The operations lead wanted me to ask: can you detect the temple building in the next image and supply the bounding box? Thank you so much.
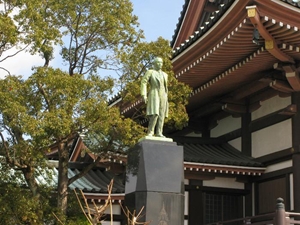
[49,1,300,224]
[169,0,300,224]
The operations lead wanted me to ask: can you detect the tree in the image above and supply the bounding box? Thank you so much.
[0,0,61,73]
[0,0,191,223]
[1,0,143,222]
[0,69,145,223]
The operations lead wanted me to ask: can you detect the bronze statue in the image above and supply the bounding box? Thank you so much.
[141,57,168,137]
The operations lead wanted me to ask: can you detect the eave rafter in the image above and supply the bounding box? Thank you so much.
[190,46,266,97]
[184,162,265,176]
[246,5,294,63]
[274,61,300,91]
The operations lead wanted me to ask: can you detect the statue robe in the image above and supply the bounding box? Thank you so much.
[141,69,169,117]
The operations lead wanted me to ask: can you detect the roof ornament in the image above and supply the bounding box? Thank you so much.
[252,28,260,45]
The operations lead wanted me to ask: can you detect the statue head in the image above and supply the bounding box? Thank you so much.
[153,57,163,70]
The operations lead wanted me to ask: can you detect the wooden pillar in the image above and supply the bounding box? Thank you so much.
[202,127,210,138]
[241,110,252,157]
[242,102,252,216]
[292,92,300,214]
[244,183,253,217]
[188,186,203,225]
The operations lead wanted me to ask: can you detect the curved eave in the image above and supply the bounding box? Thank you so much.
[172,0,207,48]
[184,162,265,176]
[256,0,300,27]
[171,0,236,48]
[172,0,250,69]
[171,0,300,111]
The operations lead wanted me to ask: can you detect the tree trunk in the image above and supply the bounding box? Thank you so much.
[23,166,40,197]
[57,142,69,218]
[22,166,44,223]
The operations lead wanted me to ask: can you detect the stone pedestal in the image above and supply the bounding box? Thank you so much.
[125,139,184,225]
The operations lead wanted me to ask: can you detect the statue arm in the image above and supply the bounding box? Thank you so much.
[141,70,151,102]
[164,72,168,93]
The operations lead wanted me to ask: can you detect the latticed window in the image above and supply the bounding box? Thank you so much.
[204,193,242,225]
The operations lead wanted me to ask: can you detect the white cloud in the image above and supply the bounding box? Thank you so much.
[0,49,45,78]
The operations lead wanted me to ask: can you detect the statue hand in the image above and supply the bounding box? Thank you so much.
[143,95,147,103]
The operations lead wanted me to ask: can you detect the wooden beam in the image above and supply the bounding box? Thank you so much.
[185,171,216,181]
[246,5,294,63]
[187,119,209,133]
[172,136,223,145]
[250,109,292,133]
[278,104,297,116]
[274,63,300,91]
[249,101,262,113]
[250,88,279,104]
[286,71,300,91]
[190,102,223,118]
[222,103,247,114]
[232,78,272,100]
[270,80,294,93]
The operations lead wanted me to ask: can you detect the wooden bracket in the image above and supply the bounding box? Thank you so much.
[273,63,300,91]
[246,5,294,63]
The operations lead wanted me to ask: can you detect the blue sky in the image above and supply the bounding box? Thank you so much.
[131,0,184,42]
[0,1,185,78]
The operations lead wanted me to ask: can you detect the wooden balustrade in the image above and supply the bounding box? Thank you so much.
[206,198,300,225]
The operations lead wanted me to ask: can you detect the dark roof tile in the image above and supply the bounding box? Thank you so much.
[180,142,263,167]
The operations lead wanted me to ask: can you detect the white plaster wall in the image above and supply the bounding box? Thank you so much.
[184,191,189,215]
[264,160,292,173]
[228,137,241,151]
[290,173,294,211]
[102,222,120,225]
[88,205,121,225]
[211,116,241,137]
[203,177,244,189]
[252,119,292,158]
[186,132,202,137]
[103,204,121,215]
[252,95,291,120]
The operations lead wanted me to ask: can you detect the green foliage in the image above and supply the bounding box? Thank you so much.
[0,67,144,156]
[0,66,144,222]
[56,0,143,75]
[116,37,192,130]
[0,183,52,225]
[0,0,190,223]
[65,191,92,225]
[0,0,61,67]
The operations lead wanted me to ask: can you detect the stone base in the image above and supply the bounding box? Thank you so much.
[125,191,184,225]
[125,139,184,225]
[138,135,173,142]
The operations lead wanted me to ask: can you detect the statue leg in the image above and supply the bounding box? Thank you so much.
[156,115,165,137]
[147,115,158,136]
[156,93,167,137]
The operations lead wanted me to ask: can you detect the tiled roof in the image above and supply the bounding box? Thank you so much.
[37,162,125,195]
[182,142,262,167]
[171,0,234,51]
[170,138,265,175]
[67,169,124,193]
[281,0,300,7]
[171,0,300,57]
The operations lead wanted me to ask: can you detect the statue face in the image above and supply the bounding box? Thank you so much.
[153,58,163,70]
